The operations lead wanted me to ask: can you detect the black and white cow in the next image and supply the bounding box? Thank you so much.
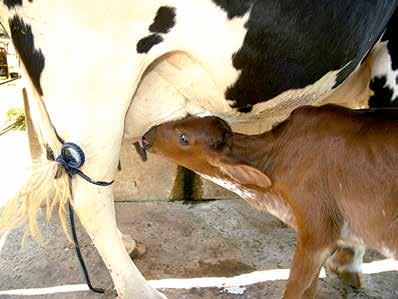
[0,1,397,298]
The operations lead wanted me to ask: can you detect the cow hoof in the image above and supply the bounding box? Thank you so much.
[103,288,118,299]
[129,240,147,259]
[121,234,147,259]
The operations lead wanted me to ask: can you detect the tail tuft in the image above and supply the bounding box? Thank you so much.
[0,159,72,240]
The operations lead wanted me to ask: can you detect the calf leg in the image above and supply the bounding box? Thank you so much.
[302,267,322,299]
[283,237,329,299]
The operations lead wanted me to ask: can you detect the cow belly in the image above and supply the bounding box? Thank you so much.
[124,52,344,140]
[125,43,374,141]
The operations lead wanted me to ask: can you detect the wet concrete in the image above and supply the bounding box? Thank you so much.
[0,200,398,298]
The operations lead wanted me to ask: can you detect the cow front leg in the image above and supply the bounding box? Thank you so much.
[72,178,165,299]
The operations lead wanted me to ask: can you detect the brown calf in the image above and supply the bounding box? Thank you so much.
[142,104,398,299]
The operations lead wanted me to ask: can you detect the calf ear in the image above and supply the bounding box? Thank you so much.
[219,164,272,190]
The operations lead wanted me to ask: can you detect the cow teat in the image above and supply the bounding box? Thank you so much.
[142,126,157,150]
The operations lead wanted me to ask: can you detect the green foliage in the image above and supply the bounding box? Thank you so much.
[6,107,26,130]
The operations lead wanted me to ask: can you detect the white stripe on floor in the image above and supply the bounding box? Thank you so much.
[149,268,326,289]
[0,284,89,296]
[0,259,397,295]
[362,258,398,274]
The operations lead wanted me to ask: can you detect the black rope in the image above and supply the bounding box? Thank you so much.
[68,201,104,294]
[55,142,113,294]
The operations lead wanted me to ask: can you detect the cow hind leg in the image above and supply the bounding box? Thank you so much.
[70,142,165,299]
[73,182,163,298]
[56,97,164,297]
[327,15,398,287]
[38,94,164,297]
[368,12,398,108]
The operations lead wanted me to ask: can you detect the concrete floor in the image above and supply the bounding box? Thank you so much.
[1,200,397,299]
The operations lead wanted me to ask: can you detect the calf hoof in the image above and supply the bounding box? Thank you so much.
[327,259,364,289]
[337,270,364,289]
[327,246,365,289]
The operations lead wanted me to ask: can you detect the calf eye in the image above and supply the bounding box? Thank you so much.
[179,133,189,146]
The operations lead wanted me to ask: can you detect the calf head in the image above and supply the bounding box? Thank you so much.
[142,116,271,191]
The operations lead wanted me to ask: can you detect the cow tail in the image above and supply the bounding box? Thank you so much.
[0,73,72,241]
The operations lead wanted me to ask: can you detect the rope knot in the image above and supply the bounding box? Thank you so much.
[56,143,85,176]
[55,142,113,186]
